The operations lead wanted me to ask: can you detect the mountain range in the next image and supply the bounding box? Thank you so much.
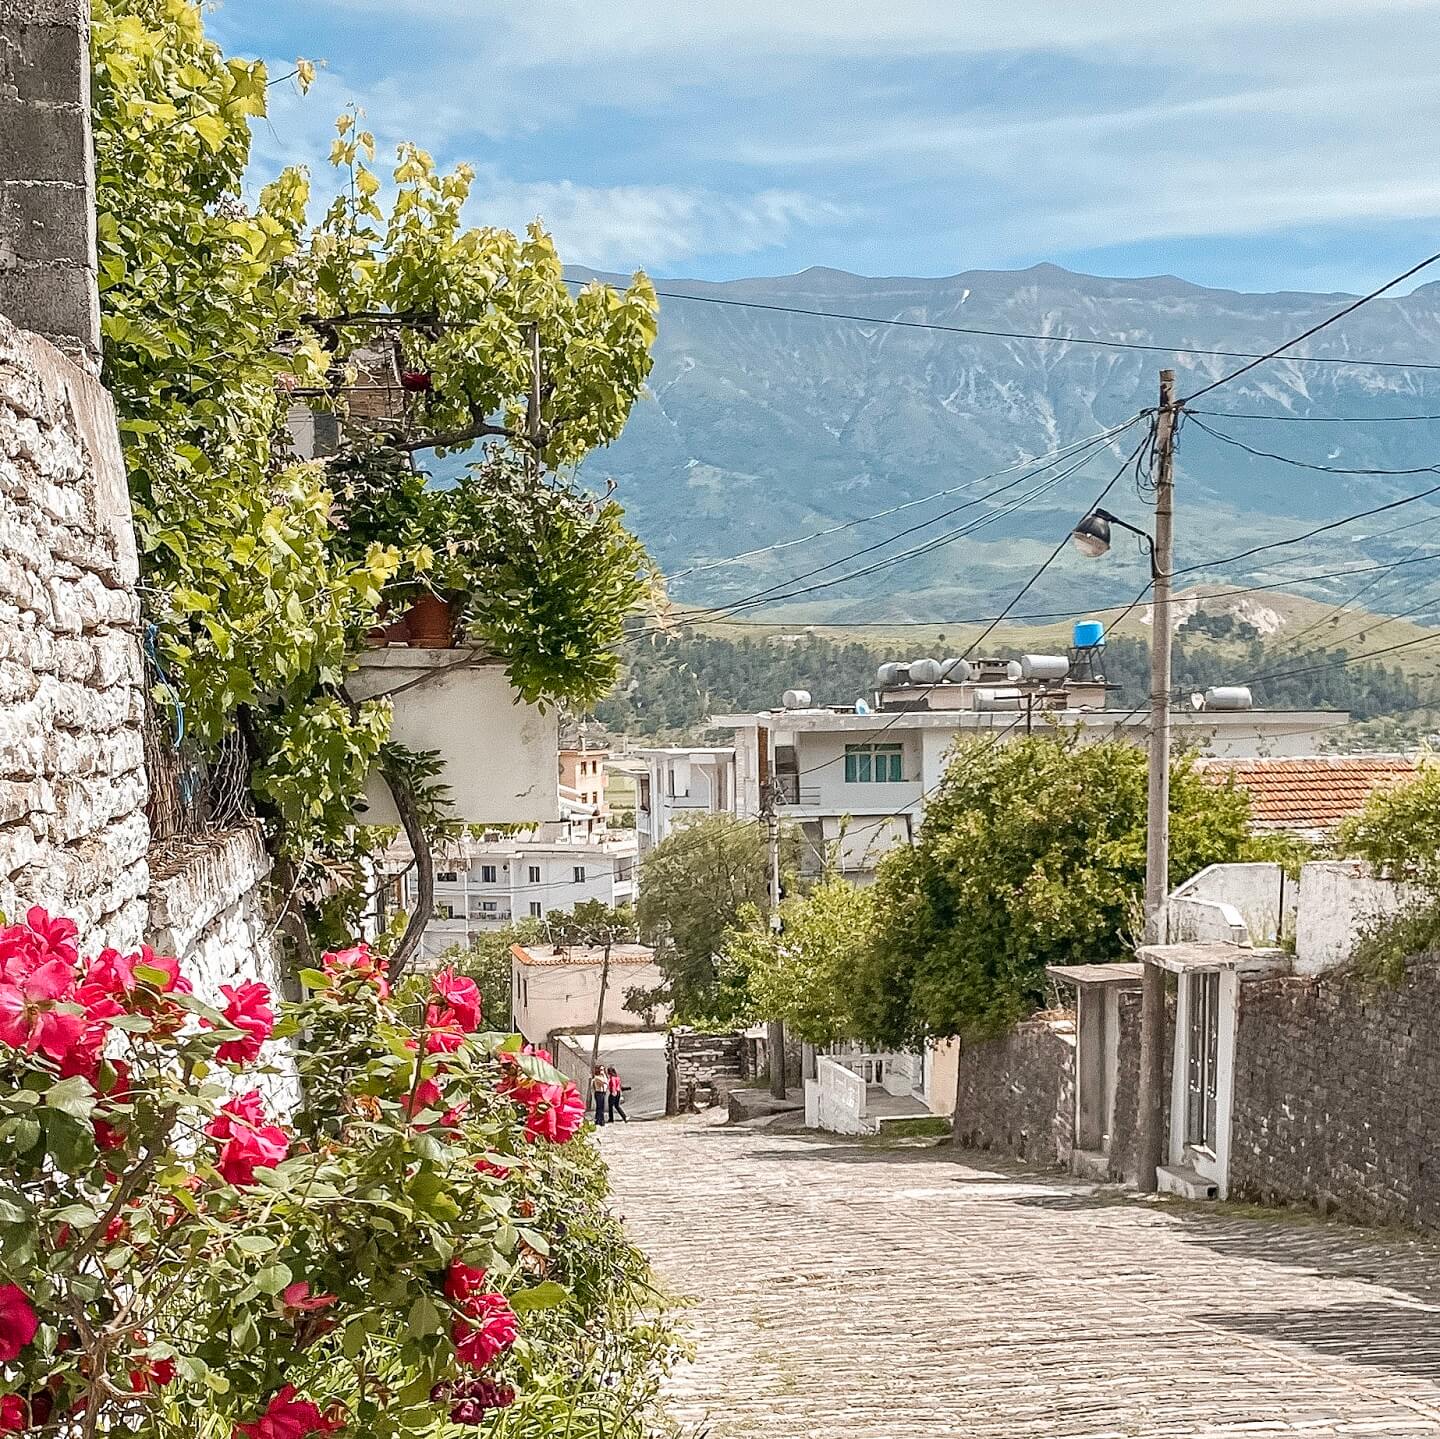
[569,263,1440,628]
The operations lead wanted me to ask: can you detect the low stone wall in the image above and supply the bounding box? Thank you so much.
[0,317,147,947]
[952,1017,1076,1168]
[667,1031,744,1111]
[1229,958,1440,1229]
[1108,988,1175,1185]
[147,826,297,1111]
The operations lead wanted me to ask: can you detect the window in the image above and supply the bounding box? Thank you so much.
[481,901,497,914]
[435,902,455,920]
[843,743,903,783]
[528,901,542,918]
[436,870,459,883]
[480,864,498,884]
[573,865,586,883]
[522,977,529,1007]
[527,865,541,884]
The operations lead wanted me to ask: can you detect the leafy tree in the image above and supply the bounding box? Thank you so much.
[634,815,800,1025]
[90,0,658,948]
[1338,765,1440,887]
[725,876,876,1045]
[851,734,1252,1048]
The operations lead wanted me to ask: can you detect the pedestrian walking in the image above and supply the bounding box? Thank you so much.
[590,1066,608,1126]
[607,1065,629,1123]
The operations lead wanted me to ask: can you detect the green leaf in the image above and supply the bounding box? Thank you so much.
[406,1291,442,1339]
[509,1280,568,1313]
[232,1234,275,1256]
[43,1076,96,1121]
[254,1262,293,1296]
[297,968,331,990]
[52,1202,100,1227]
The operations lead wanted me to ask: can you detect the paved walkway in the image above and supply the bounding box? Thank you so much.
[603,1113,1440,1437]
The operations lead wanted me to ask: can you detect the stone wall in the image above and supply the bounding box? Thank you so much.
[0,0,99,361]
[0,316,147,947]
[1108,987,1176,1185]
[952,1017,1076,1168]
[1229,958,1440,1229]
[147,825,298,1111]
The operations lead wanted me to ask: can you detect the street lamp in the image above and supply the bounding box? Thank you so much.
[1069,372,1179,1195]
[1070,507,1159,578]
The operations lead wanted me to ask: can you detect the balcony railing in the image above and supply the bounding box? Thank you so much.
[774,775,821,806]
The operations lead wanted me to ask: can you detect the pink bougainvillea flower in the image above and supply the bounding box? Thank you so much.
[132,948,190,996]
[320,944,389,1000]
[209,980,274,1064]
[234,1386,344,1439]
[430,969,481,1031]
[0,1394,25,1433]
[451,1291,519,1371]
[0,948,86,1065]
[79,947,137,1003]
[280,1282,337,1316]
[509,1079,586,1144]
[205,1091,289,1187]
[128,1357,176,1393]
[473,1157,511,1180]
[444,1260,490,1305]
[0,1286,37,1364]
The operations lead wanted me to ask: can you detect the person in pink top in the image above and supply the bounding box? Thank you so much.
[606,1065,629,1123]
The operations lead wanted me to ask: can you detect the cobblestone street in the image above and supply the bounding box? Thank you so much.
[603,1113,1440,1438]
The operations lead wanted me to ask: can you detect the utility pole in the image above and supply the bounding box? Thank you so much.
[1137,368,1178,1193]
[761,782,787,1100]
[589,929,613,1073]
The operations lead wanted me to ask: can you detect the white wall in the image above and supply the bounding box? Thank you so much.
[349,655,559,826]
[1171,863,1292,947]
[810,1057,873,1135]
[1293,861,1422,977]
[512,956,667,1045]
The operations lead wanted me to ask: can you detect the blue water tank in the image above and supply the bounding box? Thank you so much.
[1073,619,1105,648]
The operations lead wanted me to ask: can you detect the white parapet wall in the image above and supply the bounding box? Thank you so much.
[1293,860,1422,977]
[811,1056,874,1136]
[1169,863,1291,947]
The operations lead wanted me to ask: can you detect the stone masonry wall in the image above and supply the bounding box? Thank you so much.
[147,825,298,1111]
[1108,986,1175,1185]
[952,1017,1076,1168]
[0,316,147,947]
[1229,958,1440,1230]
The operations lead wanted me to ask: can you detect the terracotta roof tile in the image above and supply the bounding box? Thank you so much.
[1197,755,1419,832]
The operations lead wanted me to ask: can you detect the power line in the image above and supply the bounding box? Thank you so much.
[1178,247,1440,403]
[664,419,1142,581]
[1191,408,1440,425]
[552,278,1440,376]
[1187,416,1440,477]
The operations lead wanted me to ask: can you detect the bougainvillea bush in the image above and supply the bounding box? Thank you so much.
[0,909,679,1437]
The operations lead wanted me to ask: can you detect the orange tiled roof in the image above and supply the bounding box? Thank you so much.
[1198,755,1419,832]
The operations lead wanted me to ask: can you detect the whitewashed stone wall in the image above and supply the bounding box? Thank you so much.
[0,316,147,947]
[148,825,298,1111]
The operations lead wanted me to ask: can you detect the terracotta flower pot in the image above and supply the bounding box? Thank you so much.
[404,594,454,648]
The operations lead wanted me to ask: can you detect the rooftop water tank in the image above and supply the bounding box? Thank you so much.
[782,688,812,710]
[909,657,943,685]
[1005,654,1070,682]
[973,687,1025,711]
[1203,685,1253,711]
[940,656,971,683]
[1073,620,1105,648]
[876,662,906,688]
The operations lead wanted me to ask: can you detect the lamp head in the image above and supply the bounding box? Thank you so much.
[1070,511,1112,559]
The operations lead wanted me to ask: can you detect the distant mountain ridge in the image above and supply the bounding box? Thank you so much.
[570,263,1440,625]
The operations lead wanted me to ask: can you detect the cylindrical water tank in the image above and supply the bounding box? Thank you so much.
[1017,654,1070,682]
[1073,620,1105,648]
[939,656,971,683]
[1204,685,1253,711]
[909,657,943,685]
[781,688,812,710]
[973,687,1025,711]
[876,663,904,688]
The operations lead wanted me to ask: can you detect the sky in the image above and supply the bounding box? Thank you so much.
[211,1,1440,296]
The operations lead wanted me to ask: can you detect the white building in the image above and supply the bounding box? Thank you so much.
[635,746,736,853]
[395,820,637,962]
[510,941,667,1047]
[715,652,1348,883]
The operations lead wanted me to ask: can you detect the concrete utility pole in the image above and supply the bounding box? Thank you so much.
[762,783,787,1099]
[1136,368,1178,1193]
[589,931,613,1073]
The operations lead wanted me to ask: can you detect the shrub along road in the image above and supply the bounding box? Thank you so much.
[604,1113,1440,1437]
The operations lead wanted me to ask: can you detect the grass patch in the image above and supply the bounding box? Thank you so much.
[863,1116,953,1143]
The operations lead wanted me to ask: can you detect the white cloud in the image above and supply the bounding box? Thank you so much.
[466,179,846,270]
